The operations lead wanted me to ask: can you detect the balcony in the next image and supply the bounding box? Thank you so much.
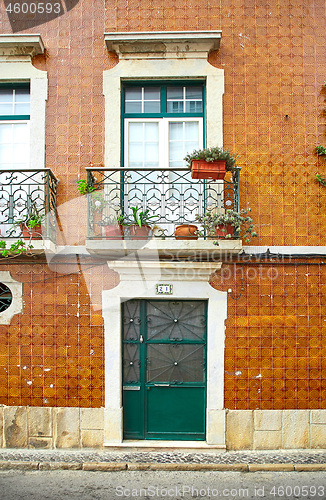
[85,167,242,260]
[0,169,58,250]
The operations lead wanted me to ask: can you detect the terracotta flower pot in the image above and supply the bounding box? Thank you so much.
[191,160,227,180]
[105,224,124,240]
[129,224,151,240]
[215,223,235,239]
[174,224,198,240]
[21,224,42,240]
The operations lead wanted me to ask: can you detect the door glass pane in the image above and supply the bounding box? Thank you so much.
[147,344,205,383]
[123,300,141,341]
[128,122,159,168]
[123,343,140,383]
[147,301,206,341]
[0,123,29,169]
[168,121,199,168]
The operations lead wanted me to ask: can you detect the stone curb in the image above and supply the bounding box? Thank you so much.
[0,461,326,472]
[249,464,294,472]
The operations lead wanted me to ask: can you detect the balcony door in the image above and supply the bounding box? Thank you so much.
[122,83,204,233]
[122,299,207,440]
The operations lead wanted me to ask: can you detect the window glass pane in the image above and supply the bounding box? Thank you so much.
[185,87,202,99]
[128,122,159,168]
[129,122,144,141]
[144,87,160,100]
[184,121,198,140]
[145,143,159,163]
[186,101,202,113]
[169,122,183,141]
[144,122,159,141]
[15,88,30,101]
[0,123,29,168]
[168,121,199,167]
[13,123,28,142]
[15,103,30,115]
[167,87,183,99]
[0,104,13,115]
[125,102,142,113]
[144,101,160,113]
[169,142,183,166]
[0,144,11,163]
[125,88,142,100]
[0,124,13,142]
[0,90,13,103]
[167,101,184,113]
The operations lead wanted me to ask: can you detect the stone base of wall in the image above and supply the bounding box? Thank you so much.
[0,406,104,449]
[1,406,326,450]
[226,410,326,450]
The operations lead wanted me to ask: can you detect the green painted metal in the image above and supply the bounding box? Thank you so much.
[0,115,30,120]
[122,299,207,441]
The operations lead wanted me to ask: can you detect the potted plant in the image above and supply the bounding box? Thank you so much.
[184,146,237,180]
[104,213,126,240]
[174,224,198,240]
[196,208,257,243]
[126,206,158,240]
[316,145,326,157]
[12,204,45,240]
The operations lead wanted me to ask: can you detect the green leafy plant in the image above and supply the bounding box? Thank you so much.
[196,208,257,243]
[0,239,33,258]
[316,173,326,186]
[316,145,326,156]
[130,206,159,227]
[11,202,45,233]
[116,214,127,225]
[76,179,96,195]
[184,146,237,171]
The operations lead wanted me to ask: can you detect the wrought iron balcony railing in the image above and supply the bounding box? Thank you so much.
[0,169,58,242]
[86,167,240,240]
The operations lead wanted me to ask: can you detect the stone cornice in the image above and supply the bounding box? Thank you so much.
[0,34,45,59]
[104,31,222,60]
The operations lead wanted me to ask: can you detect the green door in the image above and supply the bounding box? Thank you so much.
[122,299,207,440]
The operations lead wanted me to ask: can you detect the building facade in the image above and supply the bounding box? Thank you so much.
[0,1,326,450]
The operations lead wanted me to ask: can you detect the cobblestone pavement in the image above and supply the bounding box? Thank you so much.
[0,449,325,465]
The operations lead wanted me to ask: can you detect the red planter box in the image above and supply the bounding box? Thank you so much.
[215,223,235,239]
[21,224,42,240]
[191,160,227,180]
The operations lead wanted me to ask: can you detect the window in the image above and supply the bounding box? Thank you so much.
[0,84,30,170]
[123,82,204,169]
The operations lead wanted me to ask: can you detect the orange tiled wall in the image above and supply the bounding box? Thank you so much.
[0,260,118,407]
[212,262,326,410]
[1,1,326,409]
[1,0,326,244]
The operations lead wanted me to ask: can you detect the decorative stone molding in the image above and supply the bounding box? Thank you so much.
[0,34,45,60]
[105,31,222,60]
[107,259,221,282]
[0,271,23,325]
[102,267,227,446]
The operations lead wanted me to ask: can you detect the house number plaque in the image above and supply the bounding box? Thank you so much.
[155,284,173,295]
